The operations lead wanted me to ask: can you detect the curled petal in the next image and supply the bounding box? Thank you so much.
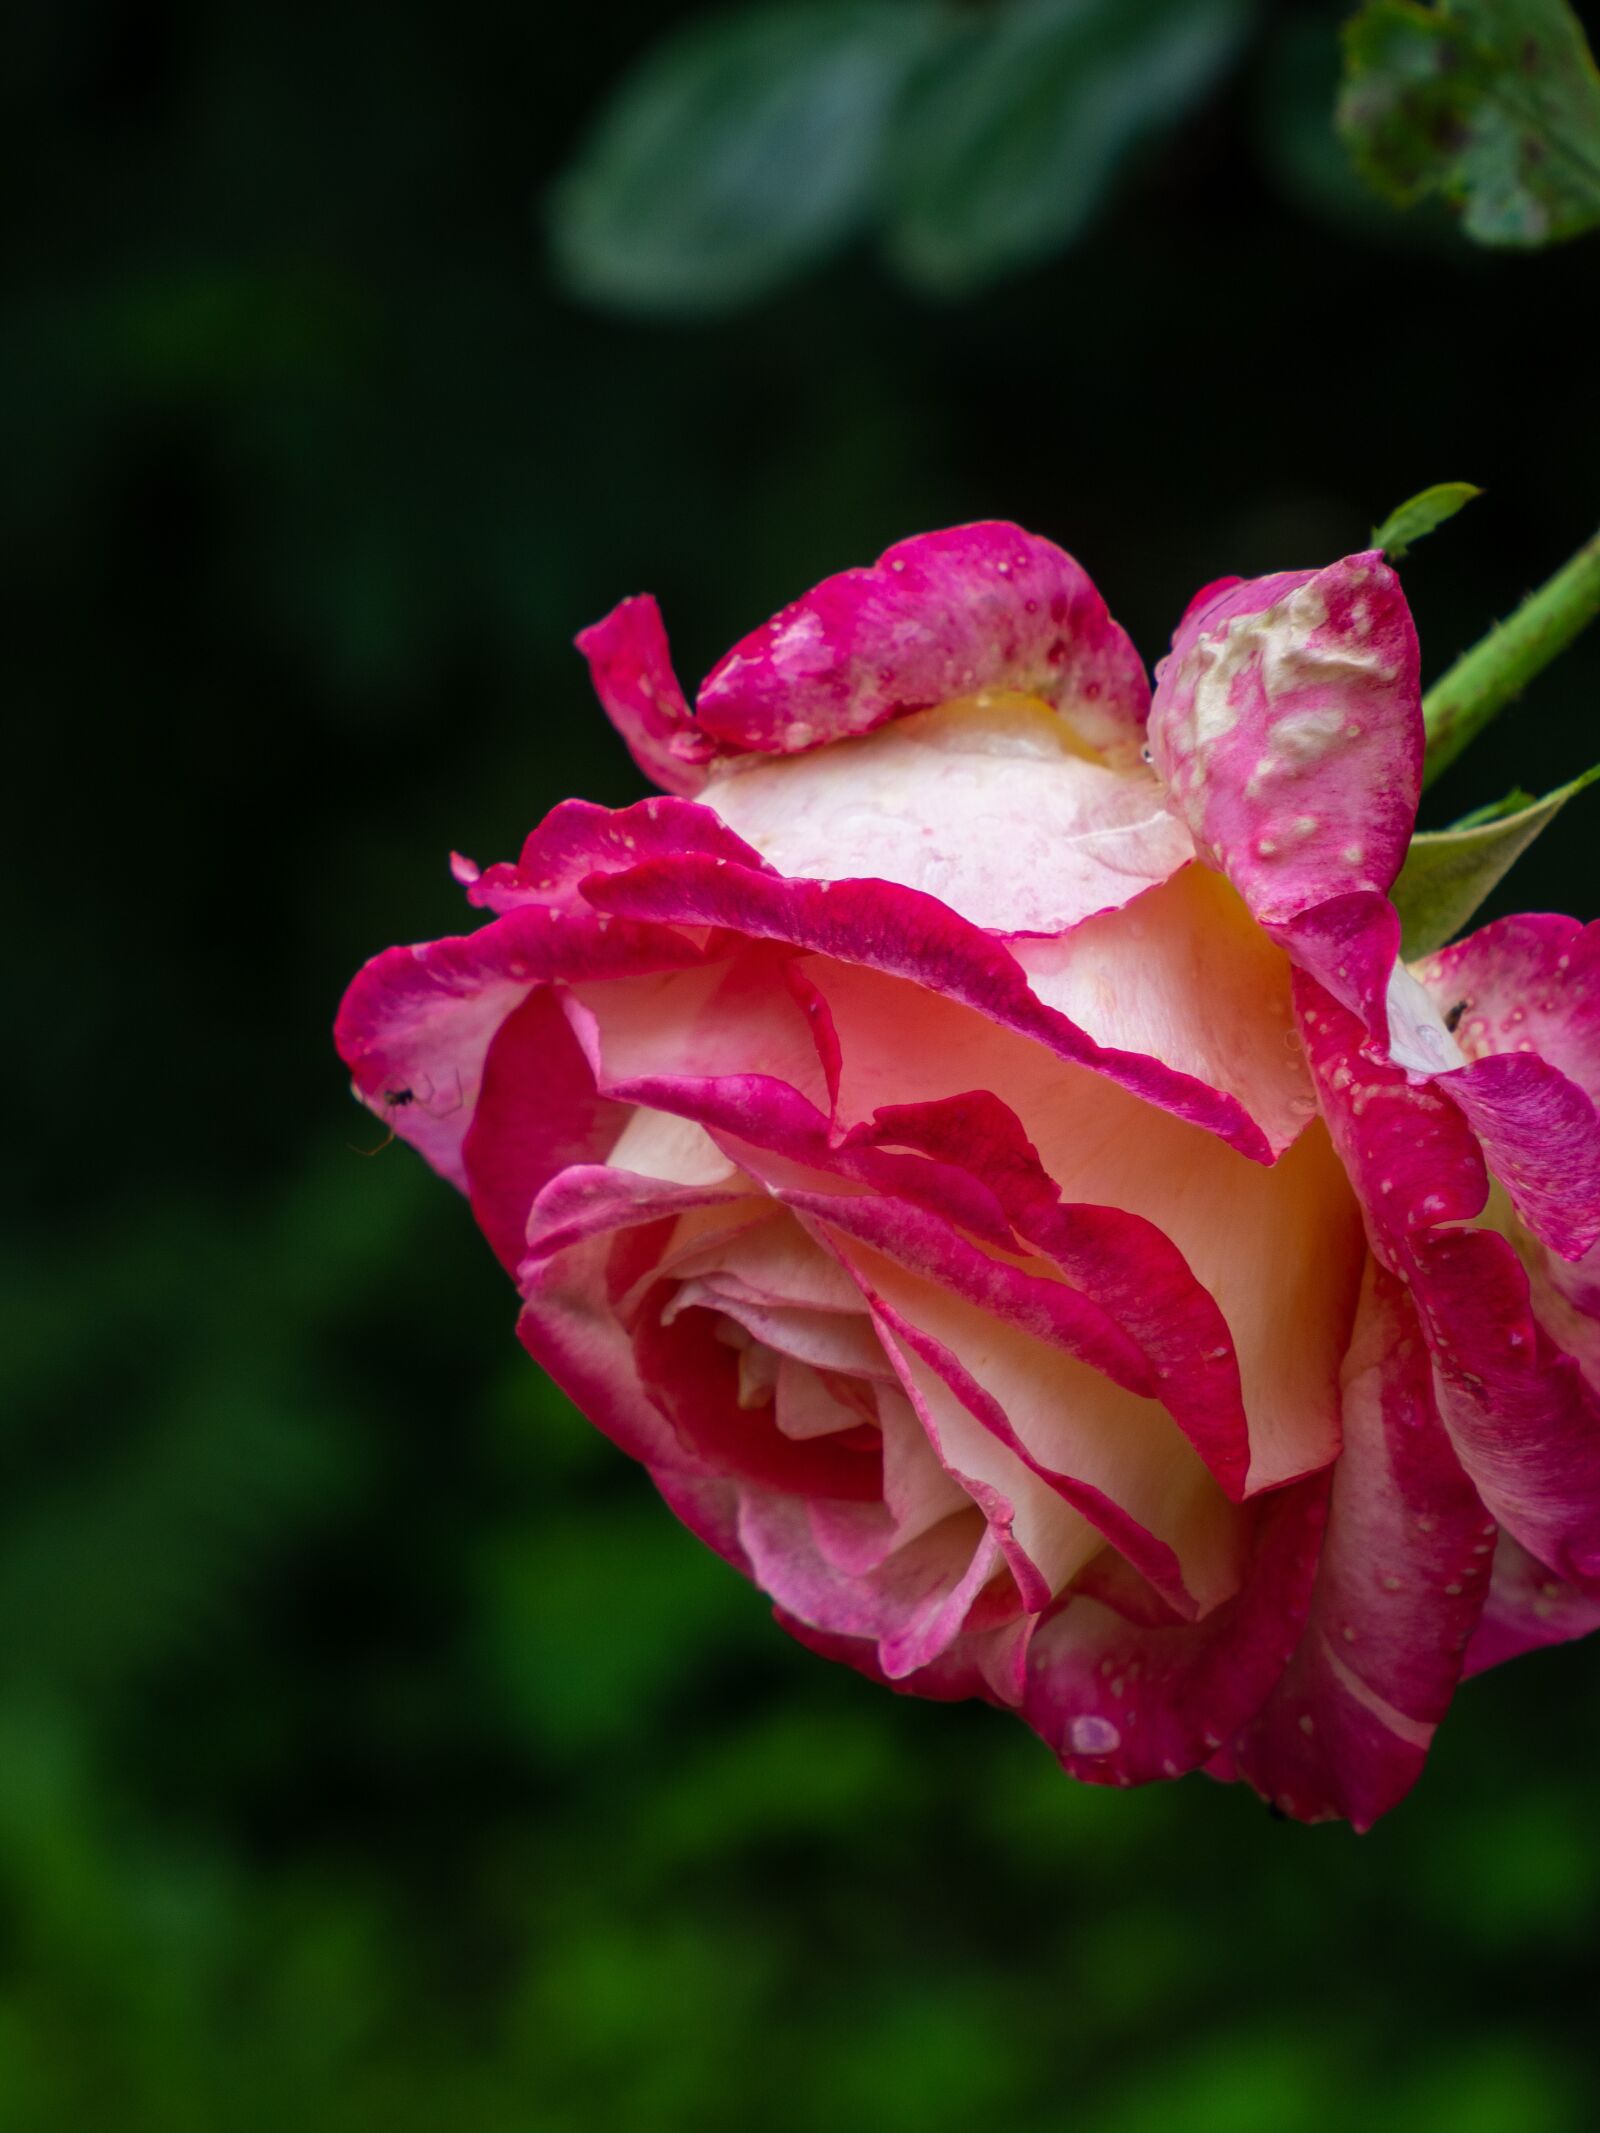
[1011,863,1314,1159]
[1464,1533,1600,1678]
[1411,916,1600,1260]
[1440,1050,1600,1261]
[701,699,1191,934]
[1413,914,1600,1112]
[776,1606,1034,1709]
[1020,1482,1328,1789]
[1149,552,1421,1033]
[582,849,1276,1160]
[576,595,719,795]
[1300,978,1600,1594]
[1226,1265,1493,1829]
[740,1494,1007,1682]
[334,899,703,1188]
[695,521,1152,764]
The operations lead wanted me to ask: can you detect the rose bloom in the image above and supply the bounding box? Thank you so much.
[337,523,1600,1827]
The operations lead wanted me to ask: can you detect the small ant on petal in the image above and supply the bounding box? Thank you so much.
[351,1085,414,1157]
[348,1073,463,1156]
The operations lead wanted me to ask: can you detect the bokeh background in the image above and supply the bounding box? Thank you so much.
[8,1,1600,2126]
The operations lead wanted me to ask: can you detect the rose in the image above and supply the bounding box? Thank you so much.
[336,521,1600,1827]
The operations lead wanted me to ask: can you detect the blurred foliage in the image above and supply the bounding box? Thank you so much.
[9,0,1600,2127]
[1339,0,1600,245]
[1372,478,1483,559]
[884,0,1252,294]
[552,0,1258,308]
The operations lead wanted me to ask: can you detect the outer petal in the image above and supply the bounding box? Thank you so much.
[1298,978,1600,1595]
[582,846,1277,1161]
[1411,916,1600,1261]
[775,1606,1035,1709]
[701,698,1192,934]
[1413,914,1600,1111]
[1464,1533,1600,1677]
[1011,863,1315,1159]
[575,595,720,795]
[1019,1482,1328,1789]
[695,522,1152,765]
[1149,552,1421,1034]
[738,1493,1006,1682]
[462,987,624,1272]
[1225,1265,1493,1829]
[333,899,704,1189]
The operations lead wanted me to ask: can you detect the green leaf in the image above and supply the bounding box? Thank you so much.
[1339,0,1600,248]
[548,2,939,316]
[1393,764,1600,957]
[885,0,1254,295]
[1371,480,1483,559]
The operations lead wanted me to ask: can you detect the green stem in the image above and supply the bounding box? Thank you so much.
[1421,526,1600,790]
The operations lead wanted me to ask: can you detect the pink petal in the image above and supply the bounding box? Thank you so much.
[846,1246,1248,1620]
[1225,1265,1493,1829]
[1411,916,1600,1261]
[630,1277,884,1502]
[565,948,834,1117]
[462,987,625,1273]
[1413,913,1600,1109]
[1149,552,1422,1034]
[805,958,1361,1495]
[700,698,1191,934]
[1463,1533,1600,1677]
[1019,1481,1328,1789]
[739,1491,1006,1681]
[695,521,1152,765]
[1299,978,1600,1594]
[334,899,704,1190]
[848,1089,1255,1498]
[1439,1050,1600,1261]
[1011,862,1315,1159]
[575,596,720,795]
[774,1606,1034,1709]
[582,847,1276,1160]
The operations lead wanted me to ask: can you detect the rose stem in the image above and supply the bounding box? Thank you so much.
[1421,524,1600,791]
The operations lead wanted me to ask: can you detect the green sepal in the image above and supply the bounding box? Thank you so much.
[1393,765,1600,958]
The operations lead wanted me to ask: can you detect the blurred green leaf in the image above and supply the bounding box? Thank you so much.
[548,2,939,315]
[1372,479,1483,558]
[885,0,1254,295]
[1254,17,1463,247]
[1394,763,1600,956]
[1339,0,1600,246]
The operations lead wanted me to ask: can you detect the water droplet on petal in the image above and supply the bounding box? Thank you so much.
[1068,1714,1121,1757]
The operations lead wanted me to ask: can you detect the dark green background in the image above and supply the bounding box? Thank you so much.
[8,2,1600,2126]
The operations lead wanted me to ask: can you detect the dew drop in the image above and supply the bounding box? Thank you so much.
[1068,1714,1121,1757]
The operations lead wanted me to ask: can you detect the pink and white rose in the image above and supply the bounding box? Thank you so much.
[336,522,1600,1827]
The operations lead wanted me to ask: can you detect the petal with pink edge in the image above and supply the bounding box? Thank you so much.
[1299,979,1600,1596]
[775,1606,1034,1709]
[701,696,1191,934]
[1149,552,1421,1034]
[575,595,720,795]
[1226,1265,1493,1829]
[1409,917,1600,1260]
[1413,914,1600,1111]
[1463,1533,1600,1677]
[695,522,1152,764]
[1019,1481,1328,1789]
[335,900,705,1189]
[582,850,1276,1160]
